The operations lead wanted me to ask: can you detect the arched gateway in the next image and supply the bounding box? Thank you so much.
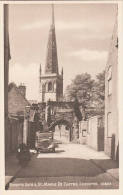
[49,117,73,143]
[49,119,72,143]
[38,101,75,143]
[26,100,82,146]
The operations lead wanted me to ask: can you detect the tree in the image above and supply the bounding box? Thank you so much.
[91,70,105,115]
[95,70,105,101]
[65,73,94,119]
[65,71,105,118]
[65,73,94,102]
[73,97,82,121]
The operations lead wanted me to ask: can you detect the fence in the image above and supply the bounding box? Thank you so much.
[5,116,24,155]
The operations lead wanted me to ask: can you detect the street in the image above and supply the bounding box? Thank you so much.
[8,143,119,190]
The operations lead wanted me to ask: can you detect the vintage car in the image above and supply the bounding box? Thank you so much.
[35,132,56,153]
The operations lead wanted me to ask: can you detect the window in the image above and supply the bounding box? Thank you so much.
[48,82,52,91]
[107,112,112,137]
[82,129,86,137]
[115,37,118,48]
[107,66,112,95]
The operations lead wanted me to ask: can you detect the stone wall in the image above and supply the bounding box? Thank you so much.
[79,121,88,144]
[105,16,118,161]
[86,116,104,151]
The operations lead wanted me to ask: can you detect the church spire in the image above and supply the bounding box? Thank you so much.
[52,4,55,26]
[45,4,59,75]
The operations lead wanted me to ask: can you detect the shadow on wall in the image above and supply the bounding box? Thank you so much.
[111,134,115,160]
[111,134,119,166]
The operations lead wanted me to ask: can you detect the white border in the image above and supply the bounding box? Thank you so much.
[0,0,121,4]
[0,1,123,195]
[0,1,5,191]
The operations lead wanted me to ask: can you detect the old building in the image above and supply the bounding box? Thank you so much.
[105,15,118,162]
[5,83,31,154]
[39,6,63,102]
[4,5,11,119]
[8,83,30,116]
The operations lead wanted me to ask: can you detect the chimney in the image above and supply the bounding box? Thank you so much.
[18,83,26,98]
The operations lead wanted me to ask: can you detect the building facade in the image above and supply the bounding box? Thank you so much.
[39,6,63,102]
[105,15,119,162]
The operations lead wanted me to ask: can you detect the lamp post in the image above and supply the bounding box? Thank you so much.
[23,106,30,145]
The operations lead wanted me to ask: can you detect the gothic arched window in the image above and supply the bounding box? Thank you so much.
[48,82,52,91]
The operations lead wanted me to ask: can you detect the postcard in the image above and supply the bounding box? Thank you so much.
[0,0,123,194]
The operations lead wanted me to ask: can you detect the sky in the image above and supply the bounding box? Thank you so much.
[9,3,117,100]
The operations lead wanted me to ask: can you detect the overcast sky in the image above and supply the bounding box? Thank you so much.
[9,3,117,100]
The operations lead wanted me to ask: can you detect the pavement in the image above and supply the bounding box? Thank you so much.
[5,153,21,188]
[5,143,119,190]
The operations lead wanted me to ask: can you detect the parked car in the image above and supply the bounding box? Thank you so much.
[35,131,56,153]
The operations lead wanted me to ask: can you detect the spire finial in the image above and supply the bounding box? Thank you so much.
[52,4,54,25]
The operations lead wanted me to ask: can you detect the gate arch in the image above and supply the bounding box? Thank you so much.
[27,101,82,143]
[49,119,72,143]
[49,119,72,129]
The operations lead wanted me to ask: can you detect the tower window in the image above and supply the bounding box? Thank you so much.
[48,82,52,91]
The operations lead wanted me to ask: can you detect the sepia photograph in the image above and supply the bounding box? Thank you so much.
[3,1,120,190]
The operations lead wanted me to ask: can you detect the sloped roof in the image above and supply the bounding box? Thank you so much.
[8,82,31,115]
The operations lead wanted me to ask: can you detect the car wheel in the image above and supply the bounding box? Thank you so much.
[52,148,55,153]
[37,149,40,154]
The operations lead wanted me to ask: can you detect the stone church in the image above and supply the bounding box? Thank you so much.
[39,6,63,103]
[27,6,83,144]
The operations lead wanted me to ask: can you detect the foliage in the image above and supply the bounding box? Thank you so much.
[73,97,82,121]
[91,70,105,115]
[65,71,105,118]
[65,73,94,105]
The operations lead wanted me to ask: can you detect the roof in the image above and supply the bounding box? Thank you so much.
[8,82,31,115]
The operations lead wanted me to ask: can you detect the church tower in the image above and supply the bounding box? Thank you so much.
[39,5,63,102]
